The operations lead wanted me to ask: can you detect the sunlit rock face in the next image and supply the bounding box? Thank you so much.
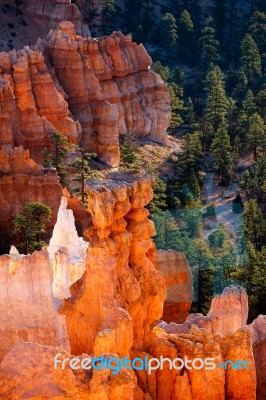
[0,343,135,400]
[0,172,261,400]
[157,250,193,323]
[59,173,165,358]
[207,286,249,335]
[0,23,170,167]
[0,249,69,363]
[48,196,88,299]
[248,315,266,400]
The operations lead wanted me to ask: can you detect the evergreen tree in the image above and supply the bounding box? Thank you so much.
[168,83,184,128]
[43,130,68,186]
[184,97,195,124]
[256,89,266,119]
[246,113,266,160]
[161,13,178,61]
[193,238,214,314]
[249,11,266,55]
[240,33,262,82]
[170,66,185,86]
[179,132,203,181]
[120,134,140,172]
[232,68,248,99]
[211,127,232,184]
[204,65,228,131]
[11,202,52,254]
[199,16,220,69]
[102,0,116,35]
[244,199,266,250]
[71,149,98,205]
[148,177,168,213]
[178,10,195,63]
[241,89,257,117]
[232,193,244,213]
[152,61,170,82]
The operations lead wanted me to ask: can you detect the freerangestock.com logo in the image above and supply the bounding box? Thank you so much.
[54,354,250,375]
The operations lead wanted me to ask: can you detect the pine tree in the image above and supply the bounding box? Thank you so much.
[211,127,232,185]
[249,11,266,55]
[120,134,140,172]
[232,68,248,99]
[71,149,98,205]
[184,97,195,124]
[148,177,168,213]
[240,33,262,81]
[43,130,68,186]
[204,65,228,131]
[161,13,178,61]
[11,202,52,254]
[246,113,266,160]
[102,0,116,35]
[256,89,266,119]
[199,16,220,69]
[152,61,170,82]
[178,10,195,63]
[241,90,257,117]
[179,132,203,180]
[244,199,266,250]
[168,83,184,128]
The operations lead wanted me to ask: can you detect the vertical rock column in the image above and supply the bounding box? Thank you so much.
[59,173,165,357]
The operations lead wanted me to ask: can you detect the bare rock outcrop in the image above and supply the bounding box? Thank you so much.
[248,315,266,400]
[0,23,170,167]
[157,250,193,323]
[208,286,249,335]
[23,0,90,37]
[0,145,63,252]
[48,196,88,299]
[0,343,135,399]
[0,249,69,362]
[59,173,165,358]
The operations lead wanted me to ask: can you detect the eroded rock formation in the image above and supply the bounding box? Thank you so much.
[23,0,90,37]
[0,22,170,167]
[0,174,262,400]
[207,286,249,335]
[0,145,63,252]
[0,248,69,362]
[157,250,193,323]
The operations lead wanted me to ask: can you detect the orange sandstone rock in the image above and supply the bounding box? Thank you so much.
[157,250,193,323]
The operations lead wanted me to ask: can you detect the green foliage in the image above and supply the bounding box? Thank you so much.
[199,16,220,69]
[11,202,52,254]
[71,148,99,205]
[161,13,178,60]
[249,11,266,55]
[148,177,168,214]
[232,193,244,213]
[102,0,116,35]
[211,127,232,185]
[120,134,140,172]
[246,113,266,159]
[179,132,203,182]
[204,65,228,132]
[178,10,195,63]
[168,82,184,128]
[244,199,266,250]
[240,33,262,81]
[152,61,170,82]
[205,203,216,217]
[43,130,69,186]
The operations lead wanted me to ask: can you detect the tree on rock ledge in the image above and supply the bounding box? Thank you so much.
[11,202,52,254]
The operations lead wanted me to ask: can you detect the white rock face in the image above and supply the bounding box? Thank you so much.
[48,196,88,262]
[207,286,248,335]
[48,196,88,299]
